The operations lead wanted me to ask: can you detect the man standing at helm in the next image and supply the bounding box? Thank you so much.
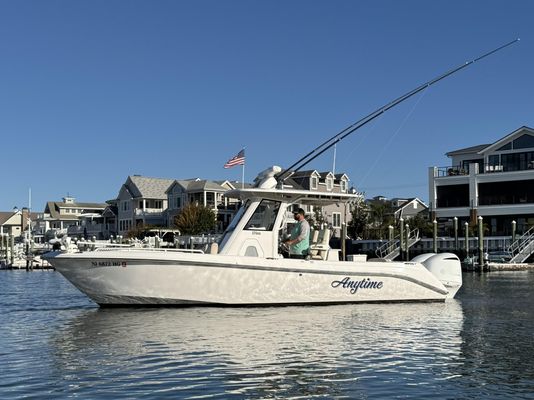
[284,208,310,259]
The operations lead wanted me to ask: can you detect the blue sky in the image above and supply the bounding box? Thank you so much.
[1,1,532,211]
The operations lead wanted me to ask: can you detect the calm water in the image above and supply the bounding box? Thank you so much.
[1,270,534,399]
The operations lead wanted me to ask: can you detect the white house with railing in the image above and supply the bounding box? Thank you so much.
[116,175,174,235]
[165,179,241,232]
[429,126,534,236]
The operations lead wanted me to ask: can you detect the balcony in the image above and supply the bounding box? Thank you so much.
[435,166,468,177]
[135,208,164,217]
[436,162,534,178]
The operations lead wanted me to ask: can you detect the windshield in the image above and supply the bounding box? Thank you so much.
[244,199,281,231]
[218,200,249,244]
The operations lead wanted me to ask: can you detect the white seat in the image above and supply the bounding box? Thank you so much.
[309,228,331,260]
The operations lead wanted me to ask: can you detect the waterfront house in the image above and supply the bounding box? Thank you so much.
[390,198,428,221]
[0,208,39,237]
[166,179,241,232]
[115,175,174,235]
[43,197,108,237]
[429,125,534,235]
[283,170,355,234]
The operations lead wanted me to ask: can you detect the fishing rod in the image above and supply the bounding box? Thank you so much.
[276,39,520,184]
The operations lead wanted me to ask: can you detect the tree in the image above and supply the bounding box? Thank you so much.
[368,201,394,239]
[308,206,328,230]
[126,224,159,239]
[402,213,432,237]
[347,200,369,239]
[174,203,216,235]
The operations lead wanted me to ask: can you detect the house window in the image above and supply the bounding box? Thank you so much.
[175,197,181,208]
[310,176,318,190]
[513,134,534,150]
[326,178,333,191]
[139,201,143,209]
[155,200,163,209]
[122,201,130,211]
[332,212,341,228]
[488,154,500,166]
[340,180,347,192]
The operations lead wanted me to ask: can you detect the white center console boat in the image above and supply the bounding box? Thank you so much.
[44,166,462,306]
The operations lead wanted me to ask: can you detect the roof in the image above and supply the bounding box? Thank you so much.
[290,170,320,178]
[391,198,428,213]
[281,177,305,190]
[0,212,14,225]
[0,211,41,226]
[283,169,349,182]
[334,173,349,180]
[44,202,79,220]
[480,125,534,154]
[127,176,175,199]
[186,180,228,192]
[51,201,107,208]
[446,126,534,157]
[446,144,490,157]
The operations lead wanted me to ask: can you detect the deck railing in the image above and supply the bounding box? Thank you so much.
[435,166,468,177]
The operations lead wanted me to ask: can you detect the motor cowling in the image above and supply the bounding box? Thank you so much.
[412,253,462,298]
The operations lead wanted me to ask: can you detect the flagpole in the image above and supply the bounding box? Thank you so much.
[242,162,245,189]
[332,143,337,175]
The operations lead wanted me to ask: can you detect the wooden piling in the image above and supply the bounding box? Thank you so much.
[405,223,410,261]
[478,216,485,271]
[433,220,438,253]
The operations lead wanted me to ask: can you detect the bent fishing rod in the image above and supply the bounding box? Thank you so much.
[276,39,520,184]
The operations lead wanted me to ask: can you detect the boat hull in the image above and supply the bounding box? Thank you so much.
[47,251,452,306]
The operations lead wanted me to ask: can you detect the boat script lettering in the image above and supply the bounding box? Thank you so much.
[331,277,383,294]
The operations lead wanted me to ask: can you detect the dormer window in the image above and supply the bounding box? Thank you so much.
[326,177,333,191]
[340,180,347,192]
[310,176,318,190]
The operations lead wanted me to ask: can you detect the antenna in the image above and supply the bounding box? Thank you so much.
[276,39,520,183]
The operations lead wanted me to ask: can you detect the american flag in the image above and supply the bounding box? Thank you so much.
[224,149,245,168]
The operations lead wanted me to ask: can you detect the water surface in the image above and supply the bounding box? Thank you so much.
[1,270,534,399]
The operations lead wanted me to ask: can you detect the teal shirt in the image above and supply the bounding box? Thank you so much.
[290,219,310,256]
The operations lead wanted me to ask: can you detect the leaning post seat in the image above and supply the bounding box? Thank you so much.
[309,228,331,260]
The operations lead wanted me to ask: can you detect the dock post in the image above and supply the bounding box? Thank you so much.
[464,222,469,255]
[10,235,14,267]
[478,216,485,270]
[1,235,5,264]
[453,217,458,251]
[341,223,347,261]
[511,220,516,244]
[433,220,438,253]
[388,225,394,255]
[399,218,404,261]
[405,223,410,261]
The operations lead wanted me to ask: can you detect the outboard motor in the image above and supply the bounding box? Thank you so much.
[412,253,462,298]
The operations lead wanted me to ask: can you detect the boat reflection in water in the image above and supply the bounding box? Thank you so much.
[52,301,464,398]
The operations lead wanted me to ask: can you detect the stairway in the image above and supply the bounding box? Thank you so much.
[375,228,420,261]
[508,226,534,263]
